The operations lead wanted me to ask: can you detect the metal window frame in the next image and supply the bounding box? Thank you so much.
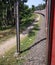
[48,0,52,65]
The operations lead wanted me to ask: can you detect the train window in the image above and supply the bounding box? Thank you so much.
[0,0,49,65]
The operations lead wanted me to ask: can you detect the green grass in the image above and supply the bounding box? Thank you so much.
[0,14,37,44]
[0,14,40,65]
[20,13,37,33]
[0,26,40,65]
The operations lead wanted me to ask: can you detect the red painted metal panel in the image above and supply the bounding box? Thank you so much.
[47,0,54,65]
[51,1,55,65]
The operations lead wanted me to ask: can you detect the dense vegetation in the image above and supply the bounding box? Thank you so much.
[36,3,46,10]
[0,0,46,41]
[0,0,33,31]
[0,14,40,65]
[0,0,46,65]
[31,0,46,10]
[0,0,46,31]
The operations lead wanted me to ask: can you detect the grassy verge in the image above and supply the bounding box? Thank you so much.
[0,13,37,44]
[0,27,16,44]
[0,14,40,65]
[0,28,39,65]
[20,13,37,33]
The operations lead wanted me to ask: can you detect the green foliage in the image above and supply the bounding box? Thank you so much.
[0,21,39,65]
[32,5,36,12]
[36,3,46,10]
[43,0,46,2]
[0,0,33,31]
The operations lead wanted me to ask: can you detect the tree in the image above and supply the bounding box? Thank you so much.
[32,5,36,12]
[36,3,46,10]
[43,0,46,2]
[0,0,33,30]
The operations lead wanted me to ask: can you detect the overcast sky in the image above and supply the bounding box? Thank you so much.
[25,0,45,8]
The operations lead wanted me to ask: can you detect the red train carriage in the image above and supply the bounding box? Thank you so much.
[47,0,55,65]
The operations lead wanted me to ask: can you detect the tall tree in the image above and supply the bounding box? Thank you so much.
[32,5,36,12]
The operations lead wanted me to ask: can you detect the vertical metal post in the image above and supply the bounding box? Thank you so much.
[48,0,52,65]
[16,0,20,54]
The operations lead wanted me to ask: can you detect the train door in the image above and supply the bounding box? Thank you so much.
[48,0,55,65]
